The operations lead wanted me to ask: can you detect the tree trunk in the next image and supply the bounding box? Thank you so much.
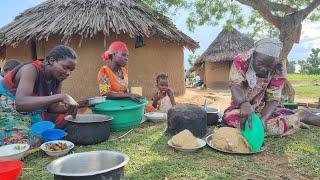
[279,25,299,102]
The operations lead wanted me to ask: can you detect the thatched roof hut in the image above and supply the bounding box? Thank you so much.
[194,28,253,89]
[0,0,199,99]
[0,0,197,49]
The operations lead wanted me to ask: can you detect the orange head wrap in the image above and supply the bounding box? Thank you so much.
[102,41,128,62]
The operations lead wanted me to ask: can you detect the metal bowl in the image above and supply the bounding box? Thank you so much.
[0,144,30,161]
[206,134,266,155]
[167,138,206,152]
[47,151,129,180]
[65,114,113,145]
[205,107,220,126]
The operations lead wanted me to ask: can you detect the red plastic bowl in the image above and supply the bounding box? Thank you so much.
[0,161,23,180]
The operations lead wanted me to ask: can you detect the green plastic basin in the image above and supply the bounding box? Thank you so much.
[92,99,148,131]
[241,113,265,152]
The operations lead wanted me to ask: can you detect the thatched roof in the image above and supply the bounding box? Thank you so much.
[0,0,198,49]
[196,27,254,64]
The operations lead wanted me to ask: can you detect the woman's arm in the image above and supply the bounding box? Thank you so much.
[260,100,278,127]
[229,84,247,105]
[105,92,131,100]
[15,65,64,112]
[230,83,254,130]
[106,92,142,103]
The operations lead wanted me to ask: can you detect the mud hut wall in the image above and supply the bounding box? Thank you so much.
[204,61,231,89]
[6,43,33,61]
[128,38,185,98]
[4,33,185,100]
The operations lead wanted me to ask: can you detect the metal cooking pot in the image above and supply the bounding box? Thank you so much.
[205,107,220,126]
[65,114,112,145]
[47,151,129,180]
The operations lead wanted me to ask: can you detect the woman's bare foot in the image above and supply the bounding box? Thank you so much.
[295,108,320,126]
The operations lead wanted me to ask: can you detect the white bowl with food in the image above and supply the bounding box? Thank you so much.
[40,140,74,157]
[168,138,206,152]
[144,112,167,122]
[167,129,206,152]
[0,144,30,161]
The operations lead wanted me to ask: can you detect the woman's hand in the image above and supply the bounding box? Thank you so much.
[77,99,89,108]
[240,102,254,130]
[128,93,143,103]
[61,94,79,118]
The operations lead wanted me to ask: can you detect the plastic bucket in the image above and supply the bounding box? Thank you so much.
[0,161,23,180]
[41,129,67,143]
[31,121,55,135]
[92,99,148,131]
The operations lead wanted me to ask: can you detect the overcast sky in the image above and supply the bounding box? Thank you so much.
[1,0,319,69]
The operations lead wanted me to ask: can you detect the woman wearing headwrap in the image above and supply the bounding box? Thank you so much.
[223,38,320,137]
[98,41,142,102]
[0,45,84,146]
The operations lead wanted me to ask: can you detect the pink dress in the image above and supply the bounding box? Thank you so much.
[223,51,300,136]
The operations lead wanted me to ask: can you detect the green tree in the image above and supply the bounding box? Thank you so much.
[286,60,296,74]
[187,53,200,66]
[140,0,320,60]
[306,48,320,74]
[297,59,308,74]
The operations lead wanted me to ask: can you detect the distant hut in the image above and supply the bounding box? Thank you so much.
[194,28,253,89]
[0,0,198,99]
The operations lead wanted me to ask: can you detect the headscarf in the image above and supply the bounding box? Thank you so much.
[102,41,128,62]
[254,38,283,58]
[245,38,283,88]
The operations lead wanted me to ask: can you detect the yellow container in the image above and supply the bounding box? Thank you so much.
[131,87,142,96]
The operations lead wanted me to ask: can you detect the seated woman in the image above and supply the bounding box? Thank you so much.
[98,41,142,102]
[223,38,320,137]
[150,74,176,113]
[0,45,81,146]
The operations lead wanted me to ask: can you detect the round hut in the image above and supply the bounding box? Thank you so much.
[194,28,253,89]
[0,0,199,100]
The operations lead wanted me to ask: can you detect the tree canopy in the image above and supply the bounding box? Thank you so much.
[140,0,320,59]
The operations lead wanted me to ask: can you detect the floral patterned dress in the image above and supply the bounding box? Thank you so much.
[223,51,300,136]
[0,94,34,146]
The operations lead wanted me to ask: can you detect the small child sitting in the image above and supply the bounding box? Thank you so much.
[151,74,176,113]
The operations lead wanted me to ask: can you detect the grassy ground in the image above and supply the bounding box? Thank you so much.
[21,123,320,179]
[288,74,320,100]
[21,74,320,179]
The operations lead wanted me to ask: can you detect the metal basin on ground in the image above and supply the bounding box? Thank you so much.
[47,151,129,180]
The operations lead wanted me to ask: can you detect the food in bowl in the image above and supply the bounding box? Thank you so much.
[211,127,250,153]
[40,140,74,157]
[45,142,68,152]
[171,129,198,148]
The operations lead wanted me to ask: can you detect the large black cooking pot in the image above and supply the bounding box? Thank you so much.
[205,107,220,126]
[47,151,129,180]
[65,114,112,145]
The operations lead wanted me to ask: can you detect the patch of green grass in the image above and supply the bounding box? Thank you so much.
[287,74,320,81]
[21,122,320,179]
[293,85,320,99]
[287,74,320,100]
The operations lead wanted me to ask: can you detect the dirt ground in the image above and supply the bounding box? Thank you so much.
[177,88,317,111]
[175,88,231,112]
